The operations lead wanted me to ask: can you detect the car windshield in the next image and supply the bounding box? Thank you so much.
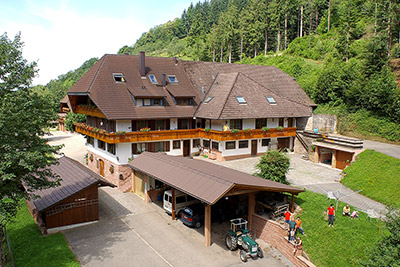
[183,208,193,217]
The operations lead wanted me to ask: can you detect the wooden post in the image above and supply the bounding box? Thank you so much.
[314,146,319,164]
[248,192,255,231]
[331,150,337,169]
[204,204,211,247]
[144,175,150,203]
[172,188,176,220]
[291,194,295,213]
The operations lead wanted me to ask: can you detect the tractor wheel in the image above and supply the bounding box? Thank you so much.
[257,247,264,258]
[225,234,237,251]
[195,221,201,228]
[240,250,248,262]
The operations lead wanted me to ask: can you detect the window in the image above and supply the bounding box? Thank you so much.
[98,140,105,150]
[203,140,210,149]
[212,141,219,151]
[226,141,236,150]
[87,136,94,146]
[266,96,277,104]
[155,120,165,130]
[107,143,116,155]
[204,96,214,103]
[261,138,270,147]
[155,142,165,152]
[235,96,247,104]
[143,99,151,106]
[148,74,157,84]
[173,140,180,149]
[239,140,249,149]
[134,143,146,154]
[279,118,284,127]
[229,119,242,130]
[176,98,192,106]
[168,75,178,83]
[113,73,125,82]
[153,98,162,106]
[256,119,267,129]
[193,139,200,148]
[137,120,146,130]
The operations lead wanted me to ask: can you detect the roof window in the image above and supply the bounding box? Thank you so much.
[148,74,157,84]
[204,96,214,103]
[235,96,247,104]
[266,97,277,104]
[168,75,178,83]
[113,73,125,83]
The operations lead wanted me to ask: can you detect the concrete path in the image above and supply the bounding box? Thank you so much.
[363,139,400,159]
[64,187,293,267]
[45,130,86,165]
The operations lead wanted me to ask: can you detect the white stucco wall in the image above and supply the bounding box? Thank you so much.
[116,120,132,132]
[168,139,183,156]
[88,142,119,165]
[211,120,223,131]
[117,143,132,164]
[267,118,279,128]
[221,140,251,156]
[242,119,255,129]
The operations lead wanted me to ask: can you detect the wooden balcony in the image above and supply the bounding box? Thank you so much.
[74,124,297,144]
[75,106,106,119]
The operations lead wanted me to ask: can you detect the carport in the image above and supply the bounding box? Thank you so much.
[129,152,303,246]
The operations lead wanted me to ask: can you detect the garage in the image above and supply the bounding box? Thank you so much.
[26,156,115,234]
[129,152,303,246]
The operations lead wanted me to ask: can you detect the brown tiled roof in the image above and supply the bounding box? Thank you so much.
[29,156,114,212]
[67,54,314,120]
[129,152,303,205]
[195,72,312,119]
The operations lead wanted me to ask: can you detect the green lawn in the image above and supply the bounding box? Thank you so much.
[295,191,382,267]
[6,202,80,267]
[341,149,400,207]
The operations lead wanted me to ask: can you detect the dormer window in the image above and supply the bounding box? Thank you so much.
[204,96,214,103]
[176,98,193,106]
[235,96,247,104]
[168,75,178,83]
[266,96,277,104]
[113,73,126,83]
[148,74,157,84]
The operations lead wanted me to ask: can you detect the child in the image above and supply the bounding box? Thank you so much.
[288,228,296,242]
[350,210,359,219]
[293,237,303,256]
[343,205,351,216]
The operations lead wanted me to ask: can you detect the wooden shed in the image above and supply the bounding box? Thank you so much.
[27,156,114,234]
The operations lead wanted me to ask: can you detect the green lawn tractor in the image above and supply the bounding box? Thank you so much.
[225,218,264,262]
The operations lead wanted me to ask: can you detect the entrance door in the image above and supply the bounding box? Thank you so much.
[278,137,290,151]
[99,159,104,176]
[251,140,257,156]
[134,172,145,198]
[183,140,190,157]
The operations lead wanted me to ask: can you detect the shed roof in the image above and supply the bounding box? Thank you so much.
[129,152,303,205]
[29,156,115,212]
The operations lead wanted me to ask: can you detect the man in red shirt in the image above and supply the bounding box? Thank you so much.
[327,203,335,227]
[284,208,291,229]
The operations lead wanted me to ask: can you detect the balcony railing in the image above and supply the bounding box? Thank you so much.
[74,123,296,144]
[75,105,106,118]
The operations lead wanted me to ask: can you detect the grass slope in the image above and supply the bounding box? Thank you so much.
[6,202,79,267]
[341,150,400,207]
[295,191,381,267]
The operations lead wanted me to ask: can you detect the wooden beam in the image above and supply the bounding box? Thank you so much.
[172,188,176,221]
[144,175,150,203]
[204,204,211,247]
[291,194,295,213]
[248,192,255,231]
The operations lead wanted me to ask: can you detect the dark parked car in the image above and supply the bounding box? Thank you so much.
[180,203,204,228]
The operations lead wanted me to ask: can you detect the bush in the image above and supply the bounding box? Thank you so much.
[64,112,86,132]
[255,150,290,184]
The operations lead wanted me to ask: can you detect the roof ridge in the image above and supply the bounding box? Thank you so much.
[217,72,239,120]
[241,72,311,108]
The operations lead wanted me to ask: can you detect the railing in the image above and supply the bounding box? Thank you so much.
[75,106,106,119]
[74,123,297,144]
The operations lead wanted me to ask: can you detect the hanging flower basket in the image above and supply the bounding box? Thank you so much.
[109,165,114,174]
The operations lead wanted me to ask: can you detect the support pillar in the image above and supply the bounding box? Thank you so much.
[332,150,337,169]
[172,188,176,220]
[291,194,295,213]
[204,204,211,247]
[248,192,255,231]
[314,146,320,164]
[144,175,150,203]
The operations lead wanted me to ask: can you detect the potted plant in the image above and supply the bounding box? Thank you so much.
[99,129,106,135]
[116,131,126,136]
[109,165,114,174]
[276,126,284,131]
[140,127,151,132]
[89,154,94,162]
[231,129,240,134]
[204,127,211,132]
[261,126,270,132]
[244,128,252,133]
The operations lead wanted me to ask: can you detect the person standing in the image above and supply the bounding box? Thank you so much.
[327,203,335,227]
[284,209,292,229]
[223,121,230,131]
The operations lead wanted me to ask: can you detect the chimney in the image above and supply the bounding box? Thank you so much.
[161,74,167,87]
[139,51,145,77]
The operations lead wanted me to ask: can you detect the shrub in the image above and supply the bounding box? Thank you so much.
[64,112,86,132]
[254,150,290,184]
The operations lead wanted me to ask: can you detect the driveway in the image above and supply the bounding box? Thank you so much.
[63,187,293,267]
[46,130,86,165]
[363,139,400,159]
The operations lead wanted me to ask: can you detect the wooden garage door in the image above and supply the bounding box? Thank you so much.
[134,172,145,198]
[336,151,354,170]
[278,137,290,151]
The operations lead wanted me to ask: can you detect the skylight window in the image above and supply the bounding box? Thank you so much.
[235,96,247,104]
[113,73,125,83]
[266,97,277,104]
[168,75,178,83]
[148,74,157,84]
[204,96,214,103]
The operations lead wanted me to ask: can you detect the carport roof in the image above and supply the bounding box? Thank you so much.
[129,152,303,205]
[28,156,115,212]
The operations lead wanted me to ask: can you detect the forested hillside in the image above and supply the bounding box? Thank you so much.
[119,0,400,142]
